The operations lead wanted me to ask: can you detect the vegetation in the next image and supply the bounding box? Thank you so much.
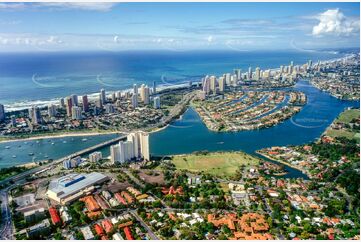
[0,166,29,182]
[171,151,260,177]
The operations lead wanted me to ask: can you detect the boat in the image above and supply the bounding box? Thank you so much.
[28,152,34,156]
[12,155,16,158]
[51,142,55,145]
[82,138,88,142]
[36,141,40,144]
[217,142,224,144]
[5,146,10,149]
[62,141,67,143]
[44,155,49,158]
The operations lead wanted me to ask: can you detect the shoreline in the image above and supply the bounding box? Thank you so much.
[255,151,311,178]
[3,81,194,113]
[2,53,352,113]
[0,131,121,144]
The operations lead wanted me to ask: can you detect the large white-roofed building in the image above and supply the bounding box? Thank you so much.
[46,172,108,205]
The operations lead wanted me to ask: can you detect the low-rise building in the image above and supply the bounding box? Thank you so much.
[80,226,95,240]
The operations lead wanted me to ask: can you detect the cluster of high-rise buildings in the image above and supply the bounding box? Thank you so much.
[200,61,313,98]
[110,131,150,164]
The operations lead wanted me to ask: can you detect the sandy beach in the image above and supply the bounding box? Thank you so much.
[0,131,122,144]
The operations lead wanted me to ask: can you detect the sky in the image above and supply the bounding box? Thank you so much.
[0,2,359,52]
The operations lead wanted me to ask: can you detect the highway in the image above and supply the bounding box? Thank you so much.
[0,184,16,240]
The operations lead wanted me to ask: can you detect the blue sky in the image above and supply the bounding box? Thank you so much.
[0,2,359,52]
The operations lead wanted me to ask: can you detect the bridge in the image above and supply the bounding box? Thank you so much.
[0,134,127,186]
[63,134,127,160]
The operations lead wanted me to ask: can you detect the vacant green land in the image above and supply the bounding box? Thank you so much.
[171,151,260,177]
[326,129,360,143]
[325,108,360,142]
[336,109,360,123]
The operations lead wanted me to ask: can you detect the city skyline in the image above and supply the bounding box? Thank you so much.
[0,2,359,52]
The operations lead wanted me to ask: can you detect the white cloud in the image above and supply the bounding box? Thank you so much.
[312,9,359,36]
[0,2,117,11]
[113,35,119,43]
[0,3,25,10]
[36,3,117,11]
[207,35,213,42]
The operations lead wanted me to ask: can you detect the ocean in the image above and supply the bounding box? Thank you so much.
[0,50,346,111]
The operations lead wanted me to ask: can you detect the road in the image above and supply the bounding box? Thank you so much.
[0,185,15,240]
[129,210,159,240]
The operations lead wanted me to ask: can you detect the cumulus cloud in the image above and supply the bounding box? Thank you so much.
[312,9,359,36]
[207,35,213,42]
[113,35,119,43]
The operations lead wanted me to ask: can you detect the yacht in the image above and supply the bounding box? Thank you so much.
[5,146,10,149]
[12,155,16,158]
[28,152,34,156]
[82,138,88,142]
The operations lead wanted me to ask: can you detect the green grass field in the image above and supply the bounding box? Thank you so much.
[326,129,359,142]
[171,151,260,177]
[325,108,360,142]
[336,109,360,123]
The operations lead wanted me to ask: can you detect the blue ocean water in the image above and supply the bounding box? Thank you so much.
[0,50,344,107]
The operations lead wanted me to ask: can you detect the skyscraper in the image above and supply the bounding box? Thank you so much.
[255,67,261,81]
[48,104,57,117]
[96,94,103,108]
[133,84,138,96]
[65,97,73,117]
[289,61,294,74]
[71,106,82,120]
[202,76,210,95]
[60,98,65,108]
[127,132,140,158]
[225,73,231,86]
[110,144,121,164]
[82,95,89,112]
[140,84,145,102]
[110,131,150,164]
[153,96,161,109]
[100,89,106,104]
[248,67,252,80]
[131,94,138,108]
[104,104,115,113]
[141,85,150,104]
[153,81,156,94]
[218,76,225,92]
[139,131,150,161]
[234,69,242,80]
[71,94,78,107]
[29,106,42,125]
[210,76,217,93]
[0,104,5,122]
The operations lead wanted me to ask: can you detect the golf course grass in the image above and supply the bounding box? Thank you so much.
[171,151,261,177]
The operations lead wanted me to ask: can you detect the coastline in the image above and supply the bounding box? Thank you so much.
[0,131,121,144]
